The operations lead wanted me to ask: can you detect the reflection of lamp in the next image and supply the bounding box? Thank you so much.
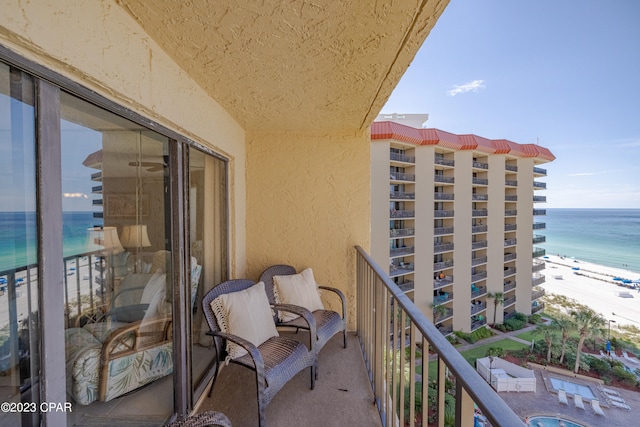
[120,225,151,272]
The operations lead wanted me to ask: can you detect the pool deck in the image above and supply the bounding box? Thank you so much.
[499,368,640,427]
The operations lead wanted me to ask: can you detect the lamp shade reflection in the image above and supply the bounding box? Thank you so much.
[87,226,124,254]
[120,225,151,249]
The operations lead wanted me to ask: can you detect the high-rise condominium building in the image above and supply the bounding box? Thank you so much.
[371,115,555,335]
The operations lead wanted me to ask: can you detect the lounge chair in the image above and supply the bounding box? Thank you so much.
[607,394,626,404]
[574,393,585,410]
[591,399,605,416]
[558,389,568,405]
[600,386,621,397]
[610,400,631,411]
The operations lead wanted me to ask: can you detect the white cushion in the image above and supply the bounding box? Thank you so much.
[210,282,278,359]
[140,271,166,305]
[273,268,324,322]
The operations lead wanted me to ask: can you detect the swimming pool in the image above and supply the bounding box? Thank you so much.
[549,377,596,400]
[528,416,585,427]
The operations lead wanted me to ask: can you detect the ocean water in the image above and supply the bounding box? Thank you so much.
[542,208,640,275]
[0,211,100,272]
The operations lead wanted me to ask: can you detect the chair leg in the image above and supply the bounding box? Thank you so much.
[343,329,348,348]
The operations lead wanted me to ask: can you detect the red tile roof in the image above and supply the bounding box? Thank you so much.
[372,122,555,162]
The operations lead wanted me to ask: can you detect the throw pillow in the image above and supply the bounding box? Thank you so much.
[273,268,324,322]
[210,281,278,359]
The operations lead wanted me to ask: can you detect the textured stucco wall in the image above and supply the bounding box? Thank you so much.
[0,0,247,275]
[245,131,371,329]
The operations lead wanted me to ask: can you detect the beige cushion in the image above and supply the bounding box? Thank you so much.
[210,281,278,359]
[273,268,324,322]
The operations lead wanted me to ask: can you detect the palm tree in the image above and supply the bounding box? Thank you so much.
[535,324,557,363]
[487,291,504,326]
[570,308,605,373]
[552,316,575,364]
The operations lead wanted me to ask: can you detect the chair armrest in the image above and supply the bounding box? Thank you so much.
[318,286,347,319]
[272,303,317,353]
[206,330,265,373]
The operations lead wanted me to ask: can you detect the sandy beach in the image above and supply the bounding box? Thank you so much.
[542,254,640,329]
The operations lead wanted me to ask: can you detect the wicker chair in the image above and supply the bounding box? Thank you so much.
[259,265,347,364]
[164,411,232,427]
[202,279,316,427]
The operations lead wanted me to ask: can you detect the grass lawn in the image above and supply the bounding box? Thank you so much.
[459,339,530,366]
[516,330,538,341]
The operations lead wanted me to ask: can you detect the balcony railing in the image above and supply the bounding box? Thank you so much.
[434,242,454,253]
[471,256,487,267]
[533,180,547,189]
[390,172,415,181]
[504,267,516,277]
[434,175,455,184]
[504,238,517,247]
[434,210,454,218]
[471,302,486,315]
[434,291,454,304]
[471,286,487,298]
[472,161,488,169]
[504,252,516,262]
[505,195,517,201]
[435,158,455,167]
[390,228,415,238]
[504,296,516,307]
[390,246,415,257]
[472,240,487,250]
[434,226,454,236]
[390,152,415,163]
[472,194,488,201]
[533,209,546,216]
[434,193,454,200]
[532,274,546,286]
[503,280,516,293]
[472,225,488,234]
[533,195,546,202]
[471,271,487,282]
[358,245,520,427]
[434,276,454,290]
[532,222,546,230]
[504,223,517,231]
[533,166,547,176]
[505,180,518,187]
[390,209,414,219]
[505,164,518,172]
[433,260,454,270]
[532,234,546,244]
[532,302,545,314]
[504,209,517,216]
[471,317,487,331]
[390,191,415,200]
[472,209,488,217]
[532,260,545,273]
[472,177,488,185]
[532,247,546,258]
[531,288,546,300]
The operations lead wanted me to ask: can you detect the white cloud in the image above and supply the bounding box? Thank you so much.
[447,80,486,96]
[567,172,597,177]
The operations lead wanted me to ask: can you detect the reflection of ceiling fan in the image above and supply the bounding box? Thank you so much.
[128,161,166,172]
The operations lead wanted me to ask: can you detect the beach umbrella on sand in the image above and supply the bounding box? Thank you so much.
[613,277,623,281]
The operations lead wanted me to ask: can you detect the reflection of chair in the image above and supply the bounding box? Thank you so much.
[259,265,347,354]
[164,411,232,427]
[65,256,202,405]
[202,279,316,427]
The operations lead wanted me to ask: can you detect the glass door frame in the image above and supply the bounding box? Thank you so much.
[0,44,230,424]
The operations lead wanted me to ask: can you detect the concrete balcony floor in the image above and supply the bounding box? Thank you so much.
[197,332,382,427]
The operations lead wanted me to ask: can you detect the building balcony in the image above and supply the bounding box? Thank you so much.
[434,209,455,218]
[434,291,454,304]
[505,180,518,187]
[504,238,517,247]
[397,280,415,293]
[433,260,454,270]
[435,158,455,167]
[533,180,547,189]
[434,175,455,184]
[531,287,546,300]
[532,234,546,244]
[533,195,546,202]
[471,302,487,315]
[434,192,454,200]
[390,227,414,238]
[434,307,454,323]
[471,317,487,331]
[503,280,516,293]
[390,263,414,277]
[472,177,488,185]
[533,166,547,176]
[472,256,487,267]
[533,247,546,258]
[390,246,415,257]
[532,274,546,286]
[504,252,517,262]
[532,301,545,314]
[504,209,517,216]
[390,152,415,163]
[471,285,488,298]
[532,222,546,230]
[532,260,546,273]
[390,171,415,182]
[472,193,488,201]
[471,271,487,282]
[390,209,414,219]
[472,209,488,217]
[472,224,487,234]
[472,161,488,170]
[504,267,517,277]
[472,240,488,250]
[390,191,415,200]
[434,276,454,290]
[505,164,518,172]
[434,242,454,253]
[533,208,546,216]
[504,296,516,308]
[505,194,517,201]
[504,223,517,231]
[434,226,454,236]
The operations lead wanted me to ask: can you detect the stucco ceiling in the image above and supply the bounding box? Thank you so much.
[117,0,448,132]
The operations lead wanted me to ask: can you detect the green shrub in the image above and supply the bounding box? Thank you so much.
[486,347,505,358]
[513,312,528,322]
[528,314,543,324]
[504,318,526,331]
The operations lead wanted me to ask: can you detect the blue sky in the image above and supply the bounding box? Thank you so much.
[381,1,640,208]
